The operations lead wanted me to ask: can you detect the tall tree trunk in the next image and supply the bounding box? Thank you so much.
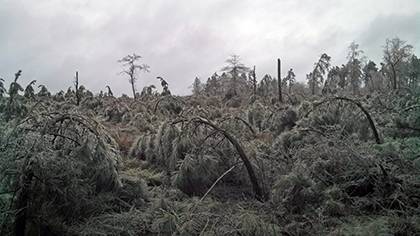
[232,68,237,95]
[391,65,397,90]
[131,78,136,99]
[252,66,257,95]
[75,71,80,106]
[289,82,292,94]
[311,75,316,95]
[277,58,283,103]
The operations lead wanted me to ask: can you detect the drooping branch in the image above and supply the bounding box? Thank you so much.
[43,113,102,139]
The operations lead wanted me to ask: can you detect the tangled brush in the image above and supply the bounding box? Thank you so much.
[0,112,130,235]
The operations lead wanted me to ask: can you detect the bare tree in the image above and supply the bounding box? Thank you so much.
[277,58,283,103]
[118,53,150,99]
[383,38,413,90]
[74,71,81,105]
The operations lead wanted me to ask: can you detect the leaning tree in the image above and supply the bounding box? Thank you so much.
[308,53,331,95]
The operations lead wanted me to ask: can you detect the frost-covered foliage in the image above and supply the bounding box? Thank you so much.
[1,42,420,235]
[0,108,150,234]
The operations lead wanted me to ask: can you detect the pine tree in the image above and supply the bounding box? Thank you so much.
[221,55,250,95]
[191,77,203,95]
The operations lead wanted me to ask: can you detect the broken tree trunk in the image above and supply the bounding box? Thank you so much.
[278,59,283,103]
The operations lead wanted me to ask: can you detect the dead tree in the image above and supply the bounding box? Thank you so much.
[74,71,81,106]
[277,59,283,103]
[251,66,257,95]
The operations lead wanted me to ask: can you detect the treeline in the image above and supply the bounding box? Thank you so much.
[192,37,419,101]
[1,37,418,106]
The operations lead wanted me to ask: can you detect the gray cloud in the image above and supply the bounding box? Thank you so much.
[357,13,420,62]
[1,0,419,95]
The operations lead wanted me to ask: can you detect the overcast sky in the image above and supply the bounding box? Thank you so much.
[1,0,419,95]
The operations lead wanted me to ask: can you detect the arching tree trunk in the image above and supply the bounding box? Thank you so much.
[190,117,266,201]
[337,97,381,144]
[305,96,382,144]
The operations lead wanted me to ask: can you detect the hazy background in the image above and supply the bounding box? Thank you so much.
[1,0,419,95]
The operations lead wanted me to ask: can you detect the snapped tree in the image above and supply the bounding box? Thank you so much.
[277,58,283,103]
